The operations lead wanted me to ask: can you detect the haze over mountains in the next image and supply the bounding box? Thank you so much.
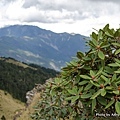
[0,25,87,70]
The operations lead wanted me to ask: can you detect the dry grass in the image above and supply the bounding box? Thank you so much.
[0,90,25,120]
[0,90,40,120]
[17,93,40,120]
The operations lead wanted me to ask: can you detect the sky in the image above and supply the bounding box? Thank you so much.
[0,0,120,36]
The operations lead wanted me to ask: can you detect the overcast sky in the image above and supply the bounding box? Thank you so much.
[0,0,120,36]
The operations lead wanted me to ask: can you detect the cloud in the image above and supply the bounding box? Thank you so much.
[0,0,120,35]
[21,0,120,24]
[87,0,120,3]
[22,0,83,23]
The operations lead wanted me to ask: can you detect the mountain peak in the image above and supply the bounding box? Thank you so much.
[0,25,87,70]
[0,25,51,37]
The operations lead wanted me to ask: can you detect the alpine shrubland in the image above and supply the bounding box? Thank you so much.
[32,24,120,120]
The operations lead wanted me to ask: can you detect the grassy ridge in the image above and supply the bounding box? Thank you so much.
[0,57,36,70]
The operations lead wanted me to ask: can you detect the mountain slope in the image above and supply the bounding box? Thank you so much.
[0,89,41,120]
[17,92,40,120]
[0,25,87,70]
[0,90,24,120]
[0,57,58,102]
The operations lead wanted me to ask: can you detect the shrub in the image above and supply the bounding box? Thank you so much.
[32,24,120,120]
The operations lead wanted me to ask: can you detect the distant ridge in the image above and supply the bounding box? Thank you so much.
[0,25,87,70]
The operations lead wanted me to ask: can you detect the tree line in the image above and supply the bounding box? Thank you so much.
[0,57,58,102]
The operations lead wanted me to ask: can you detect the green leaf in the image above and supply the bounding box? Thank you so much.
[90,70,95,77]
[103,24,109,31]
[115,62,120,67]
[90,32,98,47]
[49,109,53,116]
[78,86,84,93]
[101,44,110,48]
[65,96,74,101]
[80,75,91,79]
[115,101,120,115]
[81,93,92,99]
[105,66,114,73]
[108,63,119,67]
[50,89,56,96]
[105,28,114,38]
[54,78,62,84]
[98,50,105,60]
[100,75,109,82]
[70,60,78,66]
[100,89,106,96]
[62,81,70,85]
[108,28,114,36]
[52,85,58,89]
[102,71,109,77]
[98,30,103,40]
[115,48,120,55]
[115,58,120,64]
[113,90,119,95]
[91,39,98,46]
[71,95,79,103]
[66,62,71,66]
[79,80,89,85]
[112,43,120,47]
[68,87,78,95]
[105,86,114,90]
[114,29,120,37]
[116,80,120,84]
[91,90,101,99]
[105,99,115,109]
[92,99,96,112]
[90,80,100,87]
[97,97,107,106]
[91,32,98,41]
[83,56,91,61]
[77,51,84,59]
[111,82,118,88]
[115,70,120,74]
[96,67,103,76]
[89,50,97,54]
[61,108,67,115]
[104,79,110,86]
[84,83,93,91]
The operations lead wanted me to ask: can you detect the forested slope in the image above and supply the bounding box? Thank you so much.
[0,57,58,102]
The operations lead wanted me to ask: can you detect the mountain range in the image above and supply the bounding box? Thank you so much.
[0,25,87,70]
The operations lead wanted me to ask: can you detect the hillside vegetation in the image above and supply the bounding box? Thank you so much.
[0,57,58,102]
